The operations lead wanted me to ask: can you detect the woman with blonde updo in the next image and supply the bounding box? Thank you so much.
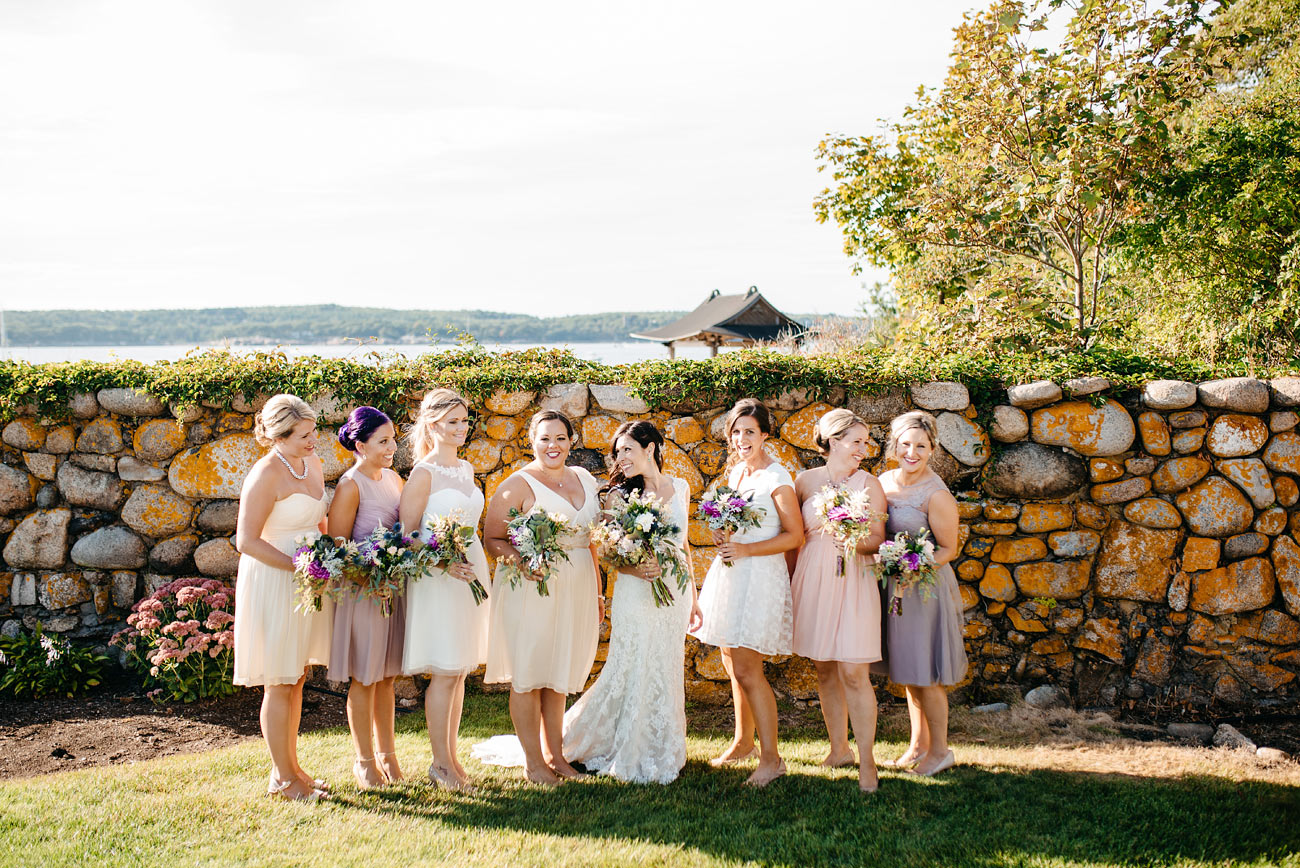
[873,411,967,777]
[790,408,888,792]
[479,409,602,786]
[397,389,490,790]
[234,394,332,802]
[691,398,804,787]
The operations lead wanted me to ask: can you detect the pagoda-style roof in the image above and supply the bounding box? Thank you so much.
[630,288,804,354]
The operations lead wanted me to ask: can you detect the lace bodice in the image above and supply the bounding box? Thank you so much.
[416,459,484,528]
[727,462,794,544]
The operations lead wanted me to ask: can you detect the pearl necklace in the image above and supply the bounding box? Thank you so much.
[273,448,308,480]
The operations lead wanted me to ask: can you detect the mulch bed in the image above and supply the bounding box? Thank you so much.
[0,673,349,782]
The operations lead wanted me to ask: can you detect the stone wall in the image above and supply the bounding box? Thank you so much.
[3,376,1300,710]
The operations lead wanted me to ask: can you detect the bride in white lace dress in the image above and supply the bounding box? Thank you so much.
[563,420,703,784]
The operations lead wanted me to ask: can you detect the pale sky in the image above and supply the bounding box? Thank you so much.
[0,0,978,318]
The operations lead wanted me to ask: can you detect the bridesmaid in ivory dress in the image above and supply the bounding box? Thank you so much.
[562,420,703,784]
[873,411,967,777]
[481,410,603,786]
[398,389,490,790]
[326,407,406,789]
[789,408,888,792]
[691,399,804,787]
[233,394,332,802]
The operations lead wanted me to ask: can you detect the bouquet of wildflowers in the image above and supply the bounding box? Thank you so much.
[592,489,690,607]
[110,578,237,703]
[876,529,938,615]
[502,507,574,596]
[812,485,885,576]
[418,513,488,605]
[349,522,421,616]
[696,484,765,566]
[291,534,356,613]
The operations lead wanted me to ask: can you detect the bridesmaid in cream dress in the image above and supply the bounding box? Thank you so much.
[789,408,887,792]
[482,410,602,786]
[233,394,333,802]
[326,407,405,789]
[398,389,490,790]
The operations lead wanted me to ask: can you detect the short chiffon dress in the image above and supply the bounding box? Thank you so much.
[691,462,795,656]
[483,467,601,694]
[871,470,968,686]
[403,459,491,676]
[326,466,405,685]
[790,469,883,664]
[233,492,333,686]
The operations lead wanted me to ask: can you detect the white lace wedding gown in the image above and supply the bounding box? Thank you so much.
[472,477,694,784]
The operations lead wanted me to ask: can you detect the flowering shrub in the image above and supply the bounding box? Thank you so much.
[111,578,237,703]
[0,624,109,700]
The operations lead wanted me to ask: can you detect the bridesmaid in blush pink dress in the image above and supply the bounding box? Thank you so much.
[326,407,406,790]
[789,408,887,793]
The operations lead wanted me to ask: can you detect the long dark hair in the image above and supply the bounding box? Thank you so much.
[603,420,665,496]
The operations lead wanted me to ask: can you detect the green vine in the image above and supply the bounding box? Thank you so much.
[0,344,1292,423]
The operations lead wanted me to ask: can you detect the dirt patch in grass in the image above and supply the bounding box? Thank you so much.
[0,672,349,781]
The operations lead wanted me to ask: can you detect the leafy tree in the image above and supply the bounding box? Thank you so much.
[815,0,1217,351]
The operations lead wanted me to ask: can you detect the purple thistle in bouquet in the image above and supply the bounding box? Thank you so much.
[502,507,574,596]
[349,522,421,617]
[291,534,356,613]
[418,513,487,605]
[696,484,765,567]
[591,489,690,607]
[875,528,938,615]
[811,485,886,576]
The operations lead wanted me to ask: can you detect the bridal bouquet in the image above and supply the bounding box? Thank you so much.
[592,489,690,608]
[876,529,938,615]
[349,522,421,617]
[502,507,574,596]
[697,484,765,566]
[811,485,885,576]
[418,513,488,605]
[291,534,358,613]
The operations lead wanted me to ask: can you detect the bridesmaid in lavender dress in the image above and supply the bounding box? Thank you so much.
[790,408,887,792]
[873,411,967,777]
[326,407,406,789]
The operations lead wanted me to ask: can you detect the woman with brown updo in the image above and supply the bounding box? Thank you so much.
[233,394,333,802]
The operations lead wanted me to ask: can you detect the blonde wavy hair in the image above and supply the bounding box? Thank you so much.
[407,388,471,462]
[886,410,938,459]
[813,408,869,455]
[254,394,316,447]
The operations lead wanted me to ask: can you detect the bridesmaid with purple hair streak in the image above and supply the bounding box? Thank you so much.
[327,406,406,789]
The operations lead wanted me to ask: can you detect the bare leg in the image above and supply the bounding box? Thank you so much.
[895,685,929,766]
[727,647,785,787]
[285,676,318,790]
[814,660,853,767]
[372,677,402,782]
[911,685,952,774]
[840,663,878,792]
[540,689,580,778]
[449,673,468,780]
[509,688,561,785]
[710,647,757,764]
[425,674,461,785]
[262,681,316,799]
[347,680,384,788]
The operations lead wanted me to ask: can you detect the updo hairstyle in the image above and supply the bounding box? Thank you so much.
[604,420,665,496]
[338,406,392,452]
[886,410,938,459]
[527,409,574,442]
[723,398,772,441]
[407,388,470,461]
[814,408,869,455]
[254,394,316,447]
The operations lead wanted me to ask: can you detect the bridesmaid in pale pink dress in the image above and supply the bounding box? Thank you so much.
[326,407,406,789]
[790,409,888,792]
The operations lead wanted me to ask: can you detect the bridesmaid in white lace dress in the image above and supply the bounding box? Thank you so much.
[482,410,603,786]
[233,394,332,802]
[398,389,490,790]
[691,399,805,787]
[563,421,703,784]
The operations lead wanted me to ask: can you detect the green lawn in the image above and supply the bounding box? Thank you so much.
[1,694,1297,868]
